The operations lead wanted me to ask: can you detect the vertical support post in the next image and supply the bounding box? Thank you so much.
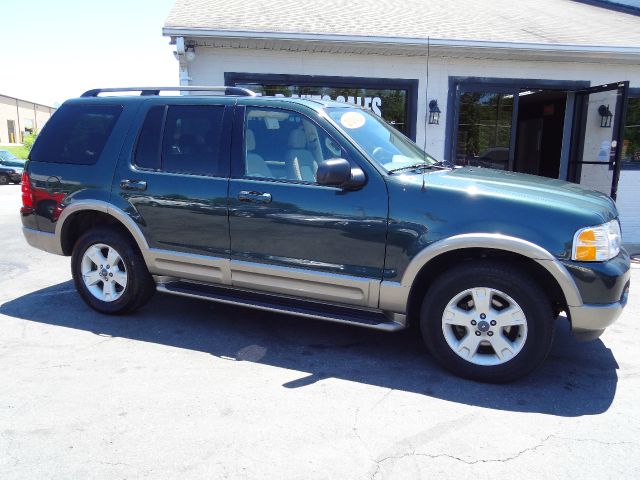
[559,92,575,181]
[15,98,21,144]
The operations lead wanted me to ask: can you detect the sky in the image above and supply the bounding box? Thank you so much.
[1,0,178,107]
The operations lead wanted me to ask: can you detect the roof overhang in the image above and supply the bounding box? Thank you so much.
[163,27,640,64]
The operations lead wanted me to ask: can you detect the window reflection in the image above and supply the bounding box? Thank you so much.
[456,92,513,169]
[622,97,640,165]
[235,83,409,136]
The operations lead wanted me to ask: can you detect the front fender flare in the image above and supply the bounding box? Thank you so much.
[378,233,583,313]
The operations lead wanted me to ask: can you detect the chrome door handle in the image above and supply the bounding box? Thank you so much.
[238,191,272,204]
[120,179,147,191]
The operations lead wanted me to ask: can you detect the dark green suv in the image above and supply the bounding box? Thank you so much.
[21,87,630,382]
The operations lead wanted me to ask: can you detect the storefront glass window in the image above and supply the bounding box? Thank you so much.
[622,97,640,166]
[235,83,410,136]
[456,92,513,169]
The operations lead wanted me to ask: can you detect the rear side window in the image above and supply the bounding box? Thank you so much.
[134,106,165,170]
[162,105,225,176]
[133,105,226,176]
[30,104,121,165]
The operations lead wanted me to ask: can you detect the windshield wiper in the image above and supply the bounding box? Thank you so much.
[388,161,449,174]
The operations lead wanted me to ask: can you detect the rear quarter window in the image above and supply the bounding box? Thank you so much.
[30,104,122,165]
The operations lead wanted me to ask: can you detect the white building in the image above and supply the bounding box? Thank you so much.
[0,94,54,144]
[163,0,640,242]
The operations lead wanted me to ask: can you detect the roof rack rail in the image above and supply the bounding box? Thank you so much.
[80,86,257,98]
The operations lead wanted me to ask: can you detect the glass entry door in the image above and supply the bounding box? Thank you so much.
[569,81,629,199]
[455,90,515,170]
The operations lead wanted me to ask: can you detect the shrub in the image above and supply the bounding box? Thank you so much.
[23,131,38,152]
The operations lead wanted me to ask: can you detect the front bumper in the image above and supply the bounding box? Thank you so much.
[568,282,629,341]
[564,249,631,341]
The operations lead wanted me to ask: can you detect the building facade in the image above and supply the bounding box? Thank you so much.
[163,0,640,241]
[0,94,54,144]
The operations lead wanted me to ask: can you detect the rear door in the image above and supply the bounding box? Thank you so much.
[112,97,233,281]
[569,81,629,199]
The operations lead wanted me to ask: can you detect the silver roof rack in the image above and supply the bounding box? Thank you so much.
[80,86,257,98]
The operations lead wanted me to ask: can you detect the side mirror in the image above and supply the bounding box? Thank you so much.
[317,158,366,190]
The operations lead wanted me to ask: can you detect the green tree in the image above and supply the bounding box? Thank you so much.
[23,130,38,152]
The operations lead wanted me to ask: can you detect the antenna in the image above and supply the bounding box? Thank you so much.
[422,37,430,191]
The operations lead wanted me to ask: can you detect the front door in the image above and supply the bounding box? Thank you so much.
[114,98,233,282]
[227,104,388,308]
[568,81,630,199]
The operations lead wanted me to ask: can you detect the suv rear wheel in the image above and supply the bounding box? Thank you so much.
[71,227,155,314]
[420,261,555,383]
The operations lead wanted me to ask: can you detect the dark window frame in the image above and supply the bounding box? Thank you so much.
[224,72,419,141]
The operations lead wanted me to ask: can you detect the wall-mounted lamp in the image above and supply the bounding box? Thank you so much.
[428,100,441,125]
[185,45,196,62]
[598,104,613,128]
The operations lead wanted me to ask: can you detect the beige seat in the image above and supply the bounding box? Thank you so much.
[286,128,317,182]
[245,129,273,178]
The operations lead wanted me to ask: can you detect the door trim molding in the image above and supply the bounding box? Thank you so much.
[57,201,383,308]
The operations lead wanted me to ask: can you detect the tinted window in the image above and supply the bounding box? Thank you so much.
[622,97,640,165]
[245,108,344,182]
[161,105,225,176]
[30,104,121,165]
[134,106,164,170]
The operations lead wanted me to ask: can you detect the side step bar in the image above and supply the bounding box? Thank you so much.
[156,280,405,332]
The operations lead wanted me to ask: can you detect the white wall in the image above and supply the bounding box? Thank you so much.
[185,47,640,241]
[578,90,618,195]
[616,171,640,243]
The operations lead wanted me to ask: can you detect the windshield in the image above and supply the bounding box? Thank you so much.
[325,107,438,172]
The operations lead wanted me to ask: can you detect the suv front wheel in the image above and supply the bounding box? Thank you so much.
[420,261,555,383]
[71,227,155,314]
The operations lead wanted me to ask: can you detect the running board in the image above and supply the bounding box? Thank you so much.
[156,280,406,332]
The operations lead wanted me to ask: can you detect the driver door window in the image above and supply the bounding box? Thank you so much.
[244,107,343,182]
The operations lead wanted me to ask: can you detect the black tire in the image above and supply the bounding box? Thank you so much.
[0,174,9,185]
[71,227,155,314]
[420,261,555,383]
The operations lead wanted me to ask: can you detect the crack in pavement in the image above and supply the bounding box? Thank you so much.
[375,435,554,469]
[372,434,634,475]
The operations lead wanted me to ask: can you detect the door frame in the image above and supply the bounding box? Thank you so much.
[445,77,590,169]
[568,81,630,199]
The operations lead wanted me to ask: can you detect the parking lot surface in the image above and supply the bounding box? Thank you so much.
[1,184,639,479]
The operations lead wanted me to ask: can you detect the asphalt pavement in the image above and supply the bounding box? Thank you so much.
[1,184,639,479]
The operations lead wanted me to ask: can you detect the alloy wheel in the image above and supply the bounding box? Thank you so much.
[80,243,128,302]
[441,287,528,366]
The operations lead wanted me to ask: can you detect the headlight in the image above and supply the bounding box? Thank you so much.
[572,219,621,261]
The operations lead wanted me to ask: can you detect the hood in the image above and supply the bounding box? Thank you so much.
[418,167,617,222]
